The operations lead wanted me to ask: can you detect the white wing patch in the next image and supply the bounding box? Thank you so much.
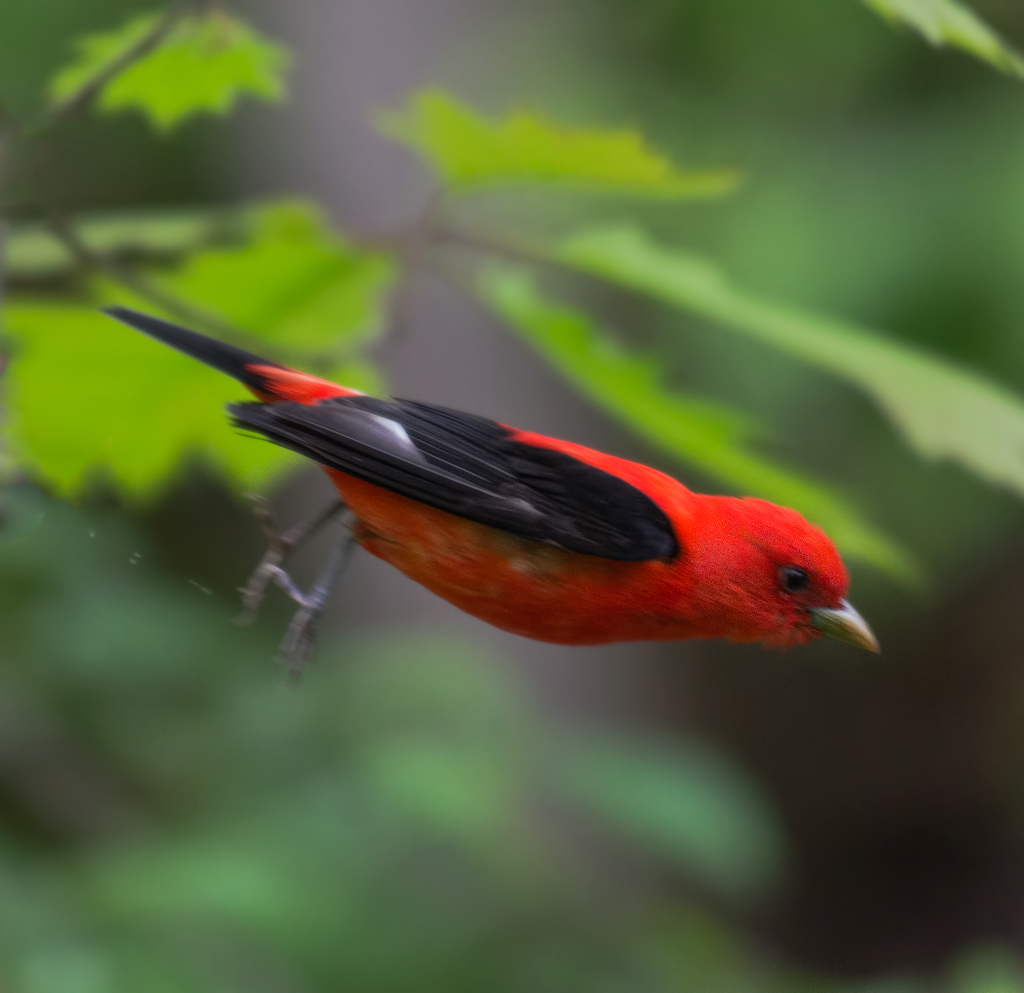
[369,413,415,451]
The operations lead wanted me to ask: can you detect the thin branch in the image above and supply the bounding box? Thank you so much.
[416,220,587,343]
[0,102,10,295]
[44,213,387,373]
[45,213,271,351]
[26,0,195,138]
[433,223,556,270]
[355,189,449,347]
[5,13,449,377]
[6,1,200,224]
[13,0,291,361]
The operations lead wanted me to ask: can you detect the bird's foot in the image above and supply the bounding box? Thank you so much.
[237,495,353,681]
[270,533,356,683]
[237,495,346,623]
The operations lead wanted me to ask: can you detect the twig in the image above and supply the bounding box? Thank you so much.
[0,102,10,298]
[433,223,556,270]
[6,0,276,356]
[45,212,266,348]
[26,0,195,138]
[7,18,457,376]
[354,189,449,346]
[44,212,371,371]
[417,222,581,343]
[6,1,200,220]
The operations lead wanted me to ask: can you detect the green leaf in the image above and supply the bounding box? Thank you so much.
[551,734,786,899]
[1,201,393,498]
[49,9,289,132]
[379,88,738,198]
[477,263,914,580]
[558,225,1024,510]
[861,0,1024,77]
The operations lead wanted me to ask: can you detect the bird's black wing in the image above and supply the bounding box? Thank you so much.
[230,396,679,561]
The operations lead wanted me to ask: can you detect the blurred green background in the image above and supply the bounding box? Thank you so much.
[5,0,1024,990]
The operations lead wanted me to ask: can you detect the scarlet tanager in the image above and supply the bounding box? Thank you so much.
[103,306,879,653]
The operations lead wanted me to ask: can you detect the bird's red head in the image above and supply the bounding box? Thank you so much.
[677,495,878,651]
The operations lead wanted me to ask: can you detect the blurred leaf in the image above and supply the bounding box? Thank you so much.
[49,9,289,132]
[342,638,532,849]
[337,634,530,742]
[17,944,113,993]
[8,199,397,353]
[860,0,1024,77]
[477,262,914,580]
[5,209,244,282]
[552,734,786,899]
[0,450,20,487]
[558,225,1024,512]
[358,737,519,843]
[380,88,738,198]
[97,837,307,931]
[840,981,927,993]
[2,202,391,498]
[948,946,1024,993]
[155,199,397,355]
[2,299,296,498]
[641,907,755,992]
[0,486,47,544]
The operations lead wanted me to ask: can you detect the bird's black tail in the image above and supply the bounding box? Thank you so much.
[102,306,285,392]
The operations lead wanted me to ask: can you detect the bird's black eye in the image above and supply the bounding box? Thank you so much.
[780,566,809,594]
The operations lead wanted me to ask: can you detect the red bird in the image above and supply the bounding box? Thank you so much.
[104,307,879,655]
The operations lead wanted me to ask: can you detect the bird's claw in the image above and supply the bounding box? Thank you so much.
[236,494,345,623]
[237,495,353,680]
[236,496,293,625]
[271,536,355,683]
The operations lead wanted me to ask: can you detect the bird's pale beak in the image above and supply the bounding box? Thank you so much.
[809,600,880,653]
